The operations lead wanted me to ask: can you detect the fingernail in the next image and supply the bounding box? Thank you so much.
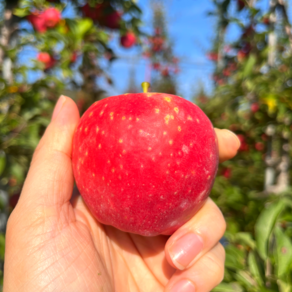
[170,279,196,292]
[225,130,241,148]
[52,95,67,120]
[169,233,204,270]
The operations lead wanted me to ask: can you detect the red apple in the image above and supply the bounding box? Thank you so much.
[222,167,231,179]
[237,50,248,61]
[161,67,169,77]
[43,7,61,28]
[207,52,219,61]
[27,11,47,33]
[255,142,264,151]
[120,32,136,48]
[81,3,103,21]
[70,52,78,63]
[263,16,270,25]
[251,103,259,112]
[37,52,56,70]
[152,62,161,70]
[237,0,246,11]
[102,11,121,29]
[72,91,219,236]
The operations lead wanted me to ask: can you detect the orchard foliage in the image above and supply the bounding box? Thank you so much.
[198,0,292,291]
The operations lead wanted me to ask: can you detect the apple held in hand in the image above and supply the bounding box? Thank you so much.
[72,83,219,236]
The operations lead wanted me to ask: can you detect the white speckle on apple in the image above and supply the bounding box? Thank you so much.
[174,107,179,113]
[182,145,189,154]
[178,126,181,132]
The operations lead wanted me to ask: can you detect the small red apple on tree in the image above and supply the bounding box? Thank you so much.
[237,0,246,11]
[251,102,259,112]
[37,52,56,70]
[102,11,122,29]
[222,167,232,179]
[161,67,170,77]
[120,32,136,48]
[72,82,219,236]
[207,52,219,61]
[237,134,249,152]
[255,142,264,151]
[81,3,102,21]
[70,52,78,63]
[237,50,248,62]
[152,62,161,70]
[28,7,61,32]
[27,11,47,33]
[43,7,61,28]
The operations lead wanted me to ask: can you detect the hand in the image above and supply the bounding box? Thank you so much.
[4,96,240,292]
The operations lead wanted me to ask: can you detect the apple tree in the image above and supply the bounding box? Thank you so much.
[198,0,292,291]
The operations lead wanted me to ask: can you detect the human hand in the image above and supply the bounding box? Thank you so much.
[4,96,240,292]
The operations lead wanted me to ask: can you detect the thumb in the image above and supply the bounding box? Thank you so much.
[17,96,80,210]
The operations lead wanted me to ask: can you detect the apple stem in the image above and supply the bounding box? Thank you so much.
[141,82,150,93]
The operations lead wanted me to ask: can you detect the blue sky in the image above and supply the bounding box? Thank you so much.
[102,0,218,101]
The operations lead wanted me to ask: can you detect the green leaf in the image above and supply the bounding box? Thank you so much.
[274,226,292,277]
[248,251,264,286]
[255,200,285,260]
[74,19,94,38]
[0,151,5,176]
[212,282,243,292]
[225,245,245,270]
[234,232,256,249]
[13,7,30,18]
[277,280,292,292]
[235,271,256,289]
[0,233,5,261]
[243,54,256,77]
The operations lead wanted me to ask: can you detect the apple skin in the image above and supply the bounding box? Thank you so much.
[72,93,219,236]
